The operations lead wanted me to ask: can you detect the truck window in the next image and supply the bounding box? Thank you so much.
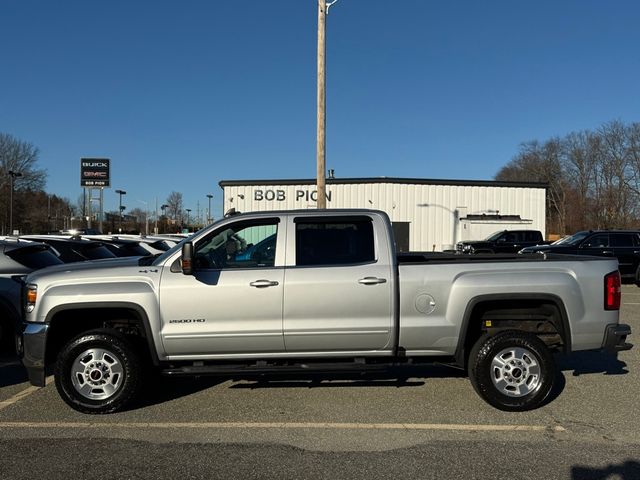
[582,234,609,248]
[525,231,541,242]
[194,220,278,269]
[610,233,639,247]
[295,218,375,266]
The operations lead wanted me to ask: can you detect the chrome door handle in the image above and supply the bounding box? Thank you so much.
[602,250,614,255]
[358,277,387,285]
[250,280,279,288]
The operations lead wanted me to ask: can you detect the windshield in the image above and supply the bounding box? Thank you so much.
[82,244,118,260]
[550,235,571,245]
[484,231,505,241]
[556,231,590,246]
[6,245,64,269]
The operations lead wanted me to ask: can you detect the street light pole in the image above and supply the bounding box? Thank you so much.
[161,204,169,234]
[206,194,213,223]
[8,170,23,235]
[115,189,126,232]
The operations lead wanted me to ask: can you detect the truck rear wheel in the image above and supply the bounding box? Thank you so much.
[54,329,142,414]
[468,330,555,411]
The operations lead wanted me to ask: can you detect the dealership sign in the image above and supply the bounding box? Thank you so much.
[81,158,110,187]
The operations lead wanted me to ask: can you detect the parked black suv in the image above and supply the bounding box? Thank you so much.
[520,230,640,284]
[456,230,547,254]
[20,236,117,263]
[0,239,63,354]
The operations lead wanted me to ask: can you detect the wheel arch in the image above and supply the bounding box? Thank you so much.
[45,302,159,367]
[454,293,571,368]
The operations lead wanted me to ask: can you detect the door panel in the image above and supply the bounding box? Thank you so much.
[283,264,392,352]
[282,216,393,353]
[159,218,285,356]
[160,268,285,355]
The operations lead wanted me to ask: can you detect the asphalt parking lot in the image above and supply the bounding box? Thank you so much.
[0,287,638,479]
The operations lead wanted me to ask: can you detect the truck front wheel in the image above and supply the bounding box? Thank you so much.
[468,331,555,411]
[54,329,142,414]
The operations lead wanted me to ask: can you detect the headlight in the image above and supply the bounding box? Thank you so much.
[26,284,37,313]
[463,245,473,253]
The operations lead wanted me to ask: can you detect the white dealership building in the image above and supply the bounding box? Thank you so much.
[219,177,547,252]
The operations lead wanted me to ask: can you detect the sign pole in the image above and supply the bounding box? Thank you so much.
[99,187,104,233]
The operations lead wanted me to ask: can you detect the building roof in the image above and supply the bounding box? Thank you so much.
[219,177,548,189]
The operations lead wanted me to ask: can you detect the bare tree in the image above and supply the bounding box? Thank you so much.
[0,133,48,234]
[165,191,183,222]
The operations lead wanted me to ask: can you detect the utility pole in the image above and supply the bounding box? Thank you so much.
[316,0,339,209]
[316,0,327,209]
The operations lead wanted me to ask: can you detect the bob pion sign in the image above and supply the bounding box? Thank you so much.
[81,158,110,187]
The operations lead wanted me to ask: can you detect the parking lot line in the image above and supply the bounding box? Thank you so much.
[0,421,566,433]
[0,376,53,412]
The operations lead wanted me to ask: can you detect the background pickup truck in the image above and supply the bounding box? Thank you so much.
[20,209,632,414]
[456,229,549,254]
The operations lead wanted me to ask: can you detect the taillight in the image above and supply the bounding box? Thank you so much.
[604,271,621,310]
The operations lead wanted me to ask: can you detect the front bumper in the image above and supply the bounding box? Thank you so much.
[19,323,48,387]
[602,323,633,353]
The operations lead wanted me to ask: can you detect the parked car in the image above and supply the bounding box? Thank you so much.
[456,230,548,254]
[20,236,117,263]
[83,236,152,257]
[520,230,640,284]
[0,239,62,354]
[20,209,631,414]
[104,234,176,253]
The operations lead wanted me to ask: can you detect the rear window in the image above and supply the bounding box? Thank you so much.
[6,245,63,269]
[82,244,118,260]
[295,217,375,266]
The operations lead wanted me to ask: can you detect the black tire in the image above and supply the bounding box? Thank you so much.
[468,330,555,412]
[54,329,142,414]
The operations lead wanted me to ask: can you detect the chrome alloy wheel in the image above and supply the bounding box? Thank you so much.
[490,346,541,397]
[70,348,125,401]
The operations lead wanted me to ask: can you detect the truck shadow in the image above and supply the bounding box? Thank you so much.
[542,351,629,407]
[129,365,467,410]
[555,351,629,376]
[572,461,640,480]
[0,356,28,388]
[132,375,229,410]
[226,364,466,390]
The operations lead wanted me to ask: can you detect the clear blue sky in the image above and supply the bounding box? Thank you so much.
[1,1,639,218]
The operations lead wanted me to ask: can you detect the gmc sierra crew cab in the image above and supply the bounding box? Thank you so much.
[19,209,632,414]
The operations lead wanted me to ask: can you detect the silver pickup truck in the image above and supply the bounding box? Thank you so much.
[19,209,632,413]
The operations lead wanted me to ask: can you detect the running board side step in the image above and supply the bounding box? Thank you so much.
[161,361,395,377]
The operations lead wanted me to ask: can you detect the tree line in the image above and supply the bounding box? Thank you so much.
[3,121,640,236]
[495,120,640,235]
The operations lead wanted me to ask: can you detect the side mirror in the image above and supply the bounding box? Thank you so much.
[181,242,194,275]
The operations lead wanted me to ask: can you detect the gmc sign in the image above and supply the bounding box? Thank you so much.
[81,158,110,187]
